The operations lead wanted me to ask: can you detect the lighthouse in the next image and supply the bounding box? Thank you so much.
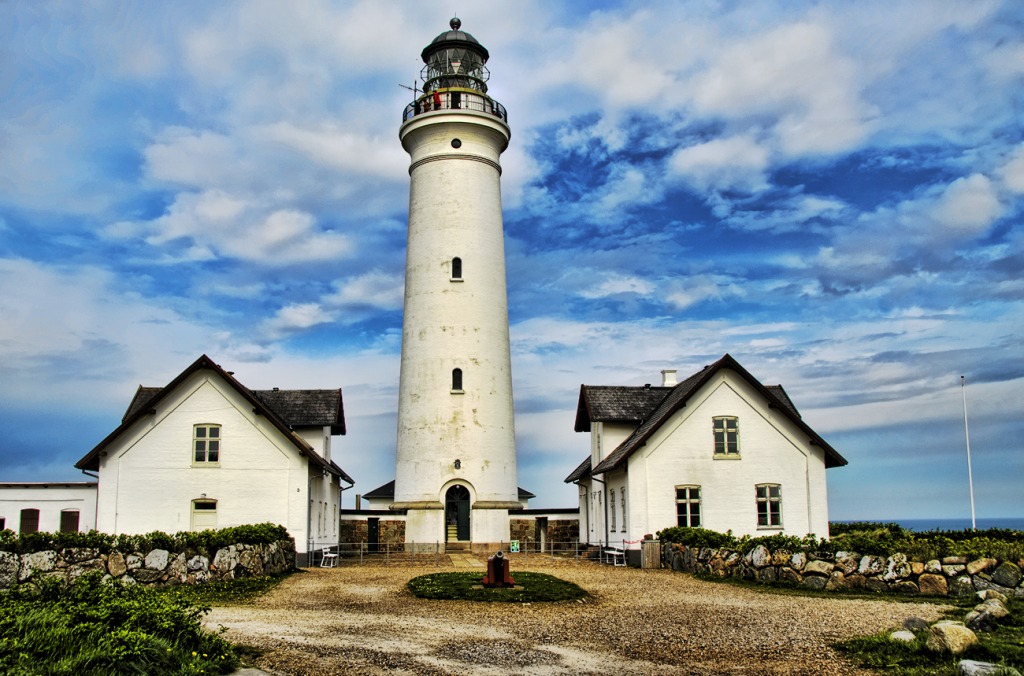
[391,19,520,552]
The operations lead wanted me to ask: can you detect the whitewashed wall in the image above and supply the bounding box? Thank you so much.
[0,483,97,532]
[94,371,335,553]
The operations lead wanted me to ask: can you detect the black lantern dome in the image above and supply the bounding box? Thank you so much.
[420,17,491,94]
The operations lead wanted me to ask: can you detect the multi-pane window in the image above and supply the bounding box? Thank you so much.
[451,257,463,280]
[713,416,739,456]
[620,488,627,532]
[193,424,221,463]
[675,485,701,527]
[451,368,463,392]
[756,484,782,528]
[610,488,616,531]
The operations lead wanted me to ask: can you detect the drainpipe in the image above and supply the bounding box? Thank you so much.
[80,469,99,532]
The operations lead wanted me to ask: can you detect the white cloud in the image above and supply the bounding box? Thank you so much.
[928,174,1002,237]
[262,302,334,338]
[325,271,405,311]
[138,190,352,264]
[578,273,654,299]
[999,144,1024,194]
[668,134,771,194]
[665,275,745,310]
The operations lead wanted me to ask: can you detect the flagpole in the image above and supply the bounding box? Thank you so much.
[960,375,976,531]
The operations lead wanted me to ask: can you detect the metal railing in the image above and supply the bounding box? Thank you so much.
[402,89,508,124]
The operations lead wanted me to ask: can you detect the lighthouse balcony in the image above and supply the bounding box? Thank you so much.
[403,88,508,124]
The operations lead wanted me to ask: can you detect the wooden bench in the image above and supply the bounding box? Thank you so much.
[603,547,626,566]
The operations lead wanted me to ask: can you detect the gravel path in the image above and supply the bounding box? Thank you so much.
[206,556,950,675]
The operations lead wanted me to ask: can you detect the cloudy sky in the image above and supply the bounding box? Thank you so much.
[2,0,1022,522]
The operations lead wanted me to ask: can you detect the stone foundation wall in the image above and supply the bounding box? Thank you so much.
[663,542,1024,598]
[338,520,406,546]
[508,519,580,553]
[0,539,295,589]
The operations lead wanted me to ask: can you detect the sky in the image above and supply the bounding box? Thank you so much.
[1,0,1022,522]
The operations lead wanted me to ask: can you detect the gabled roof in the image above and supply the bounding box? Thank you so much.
[565,354,847,483]
[361,480,535,501]
[124,387,345,434]
[573,385,673,432]
[76,354,353,483]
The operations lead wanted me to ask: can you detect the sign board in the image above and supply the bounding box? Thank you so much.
[509,540,520,553]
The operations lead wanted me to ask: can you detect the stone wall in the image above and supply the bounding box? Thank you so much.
[663,542,1024,598]
[0,539,295,589]
[509,519,580,553]
[338,520,407,547]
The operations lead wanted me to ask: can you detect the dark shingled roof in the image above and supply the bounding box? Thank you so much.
[77,354,352,483]
[565,354,846,483]
[573,385,673,432]
[124,387,344,434]
[361,479,535,501]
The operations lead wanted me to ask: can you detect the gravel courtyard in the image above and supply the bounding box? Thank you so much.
[206,556,950,675]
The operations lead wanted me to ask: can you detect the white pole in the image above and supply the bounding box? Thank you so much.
[960,375,977,531]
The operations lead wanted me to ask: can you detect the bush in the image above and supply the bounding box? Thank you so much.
[0,572,238,675]
[407,572,587,603]
[657,527,737,549]
[0,523,292,556]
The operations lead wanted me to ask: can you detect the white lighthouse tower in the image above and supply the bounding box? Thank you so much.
[392,19,520,552]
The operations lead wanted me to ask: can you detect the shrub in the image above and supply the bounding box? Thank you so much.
[0,572,238,675]
[0,523,292,555]
[657,526,736,549]
[407,572,587,603]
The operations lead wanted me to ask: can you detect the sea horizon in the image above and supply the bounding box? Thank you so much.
[834,517,1024,532]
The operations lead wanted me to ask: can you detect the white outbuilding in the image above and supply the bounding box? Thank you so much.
[75,354,352,564]
[566,354,847,562]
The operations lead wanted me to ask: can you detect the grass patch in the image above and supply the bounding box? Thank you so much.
[835,598,1024,675]
[159,574,289,606]
[407,571,588,602]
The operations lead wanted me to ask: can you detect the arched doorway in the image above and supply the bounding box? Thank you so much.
[445,485,470,542]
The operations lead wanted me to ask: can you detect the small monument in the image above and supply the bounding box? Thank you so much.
[481,550,516,588]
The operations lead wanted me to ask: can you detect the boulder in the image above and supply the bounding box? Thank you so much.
[859,555,885,576]
[62,548,100,564]
[976,589,1008,603]
[911,561,925,576]
[789,552,807,571]
[825,571,846,591]
[778,567,802,585]
[865,578,889,593]
[0,551,18,589]
[18,550,57,582]
[964,611,999,633]
[973,577,1014,596]
[926,621,978,654]
[802,575,828,590]
[131,568,163,584]
[804,560,834,577]
[845,573,866,589]
[943,564,967,577]
[750,545,771,569]
[125,554,143,570]
[757,566,778,583]
[966,558,997,575]
[918,573,948,596]
[943,556,968,565]
[834,551,860,575]
[883,553,912,582]
[890,630,916,642]
[903,617,930,631]
[991,561,1022,589]
[145,549,170,571]
[771,550,791,566]
[107,551,127,578]
[949,576,976,597]
[958,659,1022,676]
[924,559,942,574]
[894,580,920,594]
[168,553,188,581]
[187,555,210,572]
[974,598,1009,619]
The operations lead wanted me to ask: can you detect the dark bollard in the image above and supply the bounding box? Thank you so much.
[481,550,516,588]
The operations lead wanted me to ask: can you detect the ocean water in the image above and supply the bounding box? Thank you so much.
[836,517,1024,532]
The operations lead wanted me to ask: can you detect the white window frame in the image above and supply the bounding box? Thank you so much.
[713,416,740,457]
[193,424,221,465]
[756,483,782,529]
[675,485,702,528]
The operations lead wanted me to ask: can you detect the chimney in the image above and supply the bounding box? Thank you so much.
[661,369,677,387]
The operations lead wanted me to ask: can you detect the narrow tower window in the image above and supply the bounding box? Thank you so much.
[451,368,463,392]
[451,257,462,280]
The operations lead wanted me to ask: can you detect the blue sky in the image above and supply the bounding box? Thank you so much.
[2,1,1022,521]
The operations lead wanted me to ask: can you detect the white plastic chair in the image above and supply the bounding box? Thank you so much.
[320,546,338,568]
